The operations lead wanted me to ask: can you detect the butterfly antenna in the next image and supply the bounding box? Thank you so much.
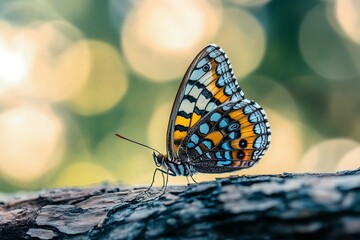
[115,133,161,154]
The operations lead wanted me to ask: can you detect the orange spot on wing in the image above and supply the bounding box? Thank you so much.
[207,75,219,92]
[242,131,256,138]
[190,113,201,127]
[173,130,187,153]
[230,151,241,167]
[229,111,242,120]
[241,124,254,134]
[175,115,190,128]
[230,141,237,149]
[243,149,254,161]
[174,130,186,142]
[205,131,223,145]
[213,91,228,104]
[239,116,251,125]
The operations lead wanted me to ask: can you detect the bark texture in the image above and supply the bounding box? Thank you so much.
[1,168,360,239]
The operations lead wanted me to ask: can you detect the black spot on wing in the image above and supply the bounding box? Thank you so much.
[174,139,182,146]
[178,111,192,118]
[209,97,222,106]
[183,94,197,103]
[175,125,188,132]
[237,150,245,159]
[239,139,247,148]
[194,106,206,116]
[202,88,213,99]
[188,79,196,85]
[194,81,207,90]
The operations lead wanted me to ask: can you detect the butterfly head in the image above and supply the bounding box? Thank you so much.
[152,152,166,167]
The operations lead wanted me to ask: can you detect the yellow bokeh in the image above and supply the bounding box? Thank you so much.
[0,21,35,93]
[335,0,360,44]
[95,132,156,186]
[68,41,128,115]
[0,103,64,185]
[147,102,172,153]
[245,109,302,175]
[336,147,360,171]
[52,161,117,187]
[28,22,91,102]
[137,0,221,52]
[0,20,91,102]
[117,153,156,186]
[121,0,222,82]
[213,8,266,79]
[298,138,359,173]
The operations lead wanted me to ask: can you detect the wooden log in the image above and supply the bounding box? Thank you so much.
[1,168,360,239]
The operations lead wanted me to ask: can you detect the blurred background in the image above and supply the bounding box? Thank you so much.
[0,0,359,192]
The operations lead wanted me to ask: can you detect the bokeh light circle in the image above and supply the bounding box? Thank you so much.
[68,41,128,115]
[0,21,34,93]
[52,161,116,187]
[121,0,222,82]
[213,8,266,79]
[27,21,91,102]
[147,102,172,153]
[299,4,360,80]
[0,20,91,102]
[298,138,359,173]
[0,103,64,184]
[96,133,155,186]
[245,109,302,175]
[336,146,360,171]
[335,0,360,44]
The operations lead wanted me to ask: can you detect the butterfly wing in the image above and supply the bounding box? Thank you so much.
[178,99,271,173]
[167,44,245,160]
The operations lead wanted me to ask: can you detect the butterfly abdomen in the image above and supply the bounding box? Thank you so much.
[162,158,194,176]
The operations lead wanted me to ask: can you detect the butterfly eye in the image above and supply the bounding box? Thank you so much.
[202,64,210,72]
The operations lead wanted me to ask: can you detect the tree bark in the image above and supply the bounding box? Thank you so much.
[1,168,360,239]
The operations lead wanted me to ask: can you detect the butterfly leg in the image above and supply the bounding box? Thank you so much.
[142,169,175,200]
[135,168,165,200]
[146,168,173,192]
[161,171,166,188]
[157,169,178,198]
[159,169,170,197]
[191,175,198,184]
[146,168,163,192]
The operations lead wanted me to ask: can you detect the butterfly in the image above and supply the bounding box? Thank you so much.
[117,44,271,185]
